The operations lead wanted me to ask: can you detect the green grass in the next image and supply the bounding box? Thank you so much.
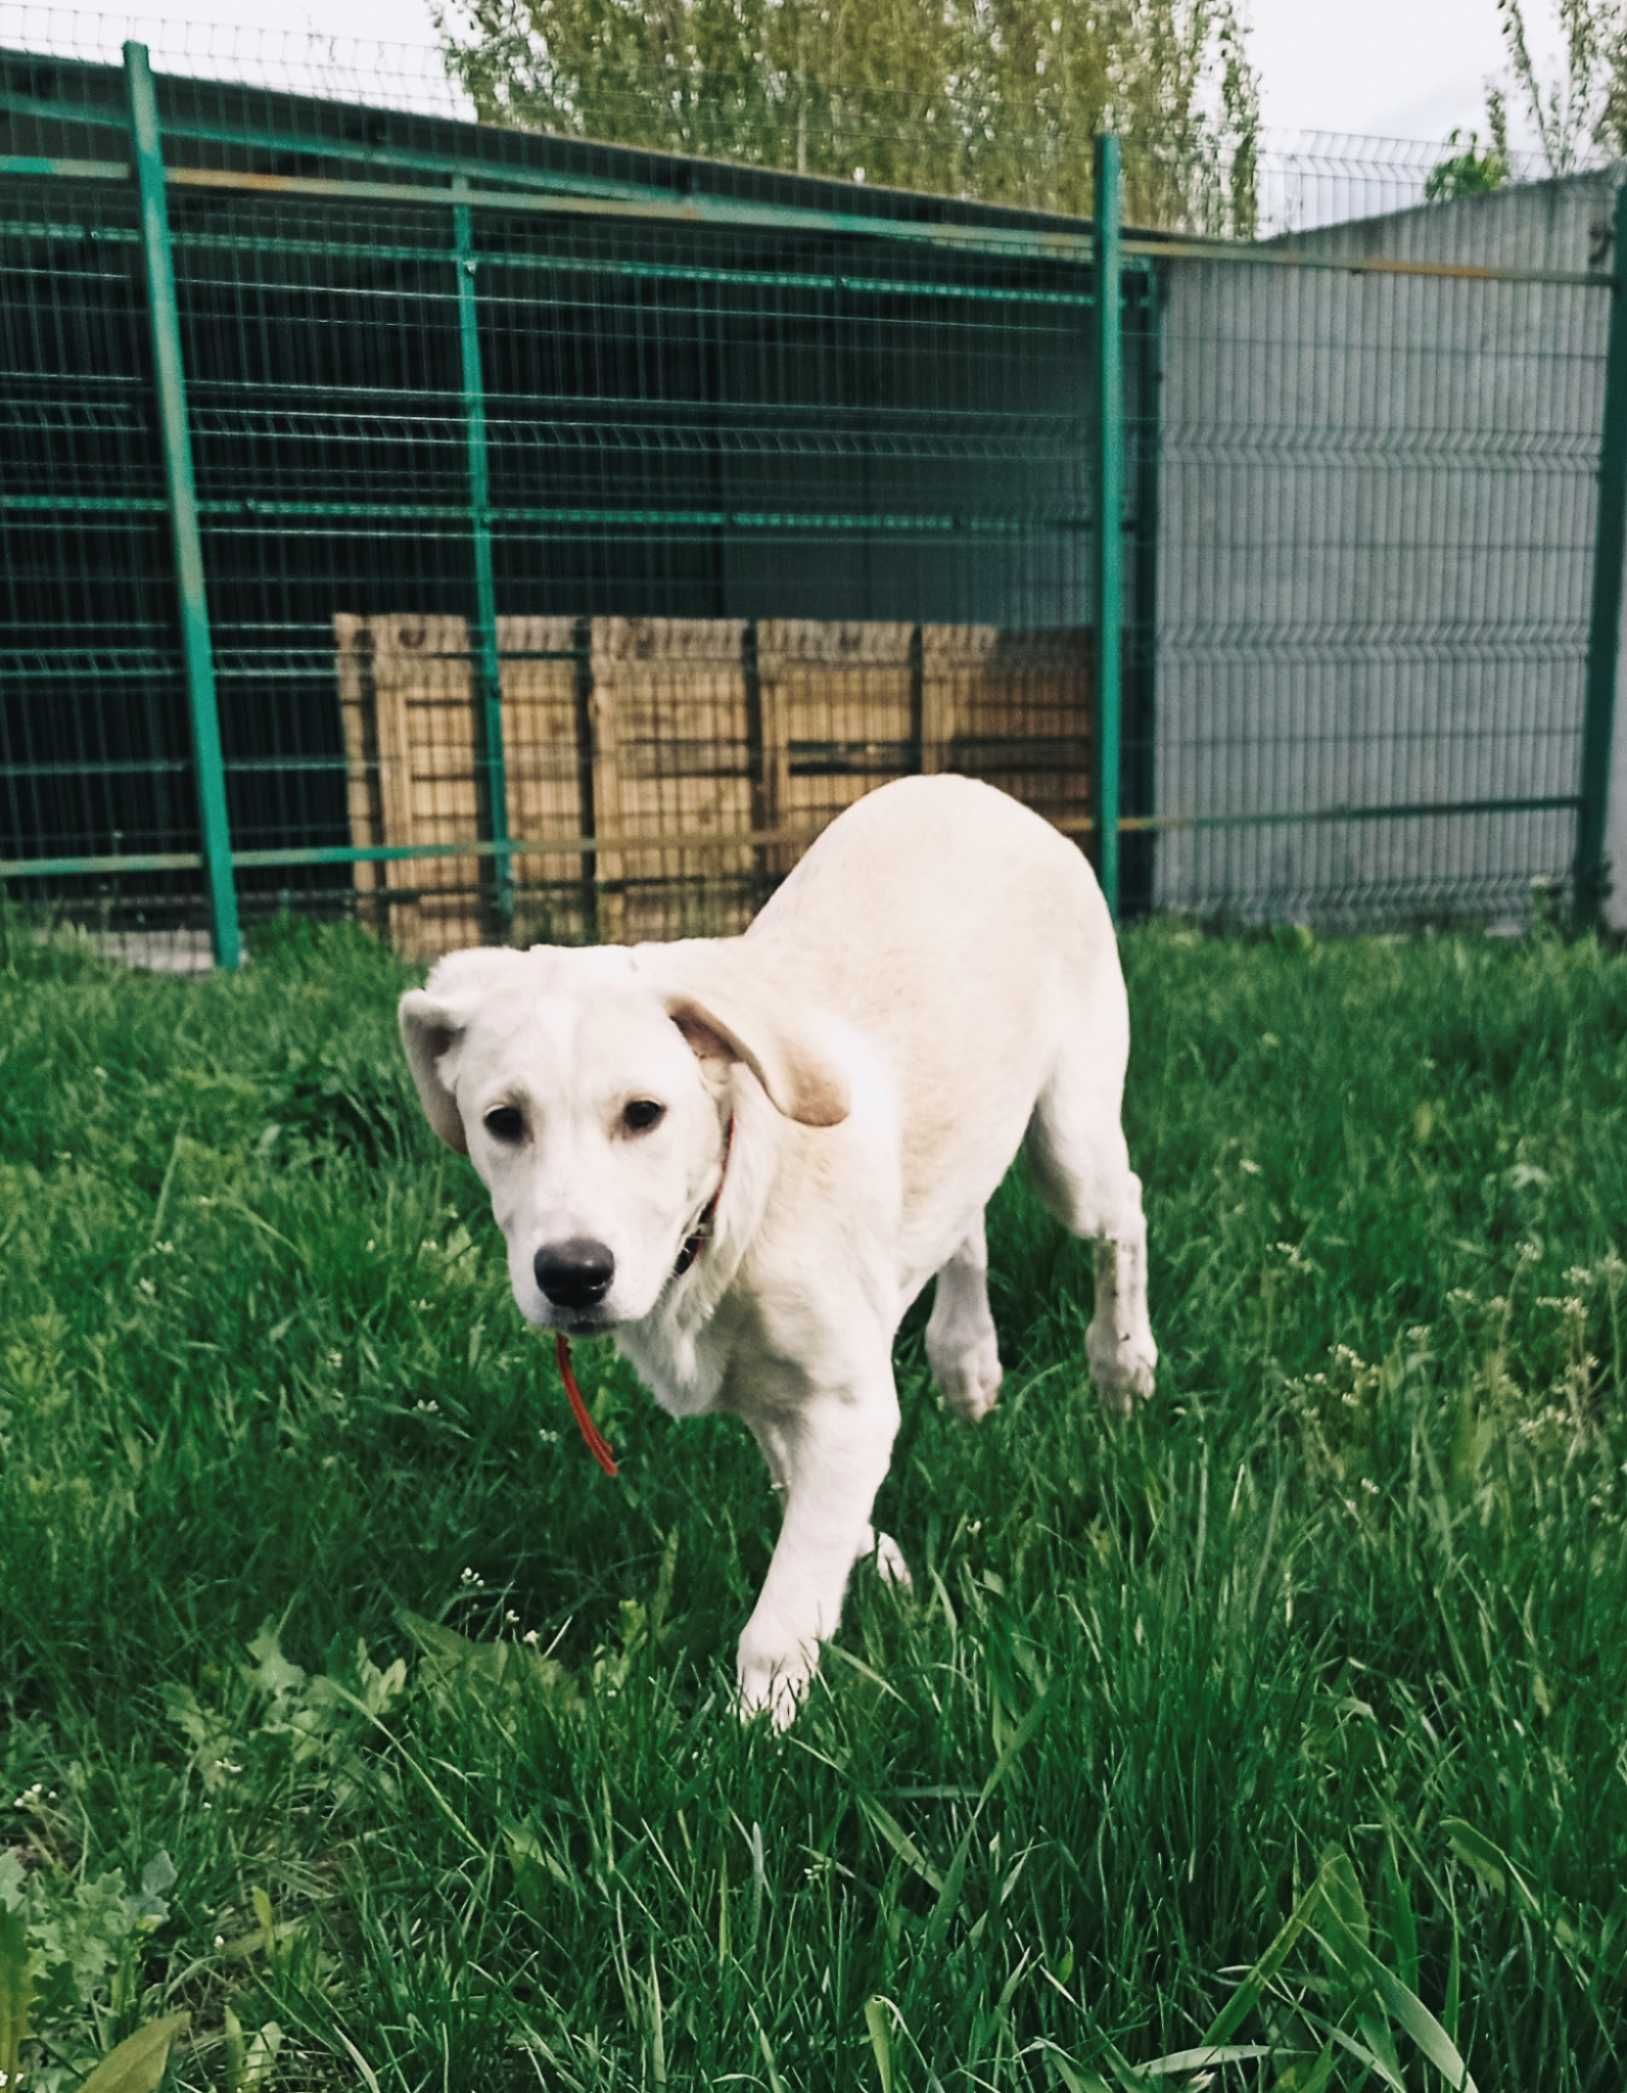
[2,914,1625,2091]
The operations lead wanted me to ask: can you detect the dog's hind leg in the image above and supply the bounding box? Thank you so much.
[926,1214,1003,1422]
[1026,1048,1157,1416]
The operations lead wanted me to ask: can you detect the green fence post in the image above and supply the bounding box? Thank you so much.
[122,41,241,969]
[454,185,513,935]
[1092,133,1124,923]
[1578,180,1627,926]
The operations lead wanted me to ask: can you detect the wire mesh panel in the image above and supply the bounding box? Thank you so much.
[0,39,1112,961]
[171,182,479,942]
[163,179,1102,952]
[1,17,1622,956]
[1131,185,1612,927]
[0,168,223,963]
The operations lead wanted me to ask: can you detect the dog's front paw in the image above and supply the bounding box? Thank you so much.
[931,1328,1003,1422]
[870,1529,912,1588]
[736,1614,819,1730]
[1087,1323,1158,1415]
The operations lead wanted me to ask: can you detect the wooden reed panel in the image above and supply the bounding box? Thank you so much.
[333,613,384,922]
[589,619,756,943]
[926,626,1096,828]
[755,621,916,875]
[500,615,591,945]
[334,615,1101,956]
[332,613,480,955]
[367,616,483,956]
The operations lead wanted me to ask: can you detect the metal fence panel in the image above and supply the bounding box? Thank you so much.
[0,18,1621,959]
[1136,201,1610,927]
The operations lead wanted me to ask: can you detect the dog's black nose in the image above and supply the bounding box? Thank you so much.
[534,1238,615,1311]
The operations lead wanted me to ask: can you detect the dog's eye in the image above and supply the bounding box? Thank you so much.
[623,1099,665,1134]
[484,1105,525,1144]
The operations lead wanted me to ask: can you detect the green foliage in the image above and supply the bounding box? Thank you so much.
[434,0,1262,235]
[163,1623,409,1809]
[0,1842,183,2091]
[1482,0,1627,176]
[3,921,1627,2086]
[1426,102,1514,200]
[76,2017,191,2093]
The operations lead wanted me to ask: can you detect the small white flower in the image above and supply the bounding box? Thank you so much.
[1361,1478,1380,1497]
[213,1933,225,1949]
[522,1629,540,1647]
[1239,1157,1262,1176]
[505,1609,519,1625]
[460,1565,478,1585]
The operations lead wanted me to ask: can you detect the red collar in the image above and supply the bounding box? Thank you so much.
[554,1115,734,1479]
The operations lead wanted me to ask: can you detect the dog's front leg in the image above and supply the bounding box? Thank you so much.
[736,1372,899,1728]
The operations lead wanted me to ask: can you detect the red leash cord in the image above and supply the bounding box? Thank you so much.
[554,1332,619,1478]
[552,1116,734,1480]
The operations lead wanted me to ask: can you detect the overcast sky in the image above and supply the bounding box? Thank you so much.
[23,0,1571,149]
[1246,0,1561,143]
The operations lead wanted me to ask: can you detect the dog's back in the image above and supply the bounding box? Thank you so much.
[745,775,1129,1290]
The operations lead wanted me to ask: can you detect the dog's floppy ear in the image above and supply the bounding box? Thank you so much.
[663,964,849,1128]
[398,947,526,1154]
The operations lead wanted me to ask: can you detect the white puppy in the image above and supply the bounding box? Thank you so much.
[400,775,1157,1724]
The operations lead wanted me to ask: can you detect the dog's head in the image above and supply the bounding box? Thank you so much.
[399,942,848,1332]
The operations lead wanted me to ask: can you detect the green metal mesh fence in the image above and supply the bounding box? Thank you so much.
[0,9,1621,964]
[1129,210,1617,925]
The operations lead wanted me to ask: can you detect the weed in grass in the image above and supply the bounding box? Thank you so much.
[1,920,1624,2088]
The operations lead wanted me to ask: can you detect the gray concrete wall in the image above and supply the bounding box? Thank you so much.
[1154,171,1624,927]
